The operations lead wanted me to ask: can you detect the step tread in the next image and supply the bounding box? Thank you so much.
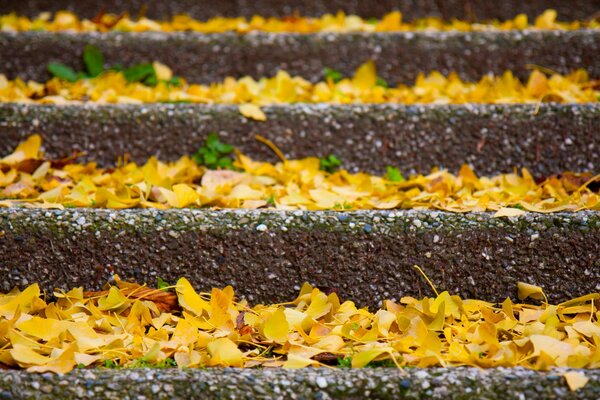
[0,367,597,399]
[1,208,598,305]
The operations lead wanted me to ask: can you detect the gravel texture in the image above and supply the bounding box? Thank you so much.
[0,367,598,399]
[1,103,598,176]
[0,209,598,306]
[1,30,599,84]
[1,0,598,21]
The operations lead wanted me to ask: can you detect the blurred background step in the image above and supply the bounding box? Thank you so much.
[1,208,598,306]
[1,30,599,84]
[0,367,598,399]
[2,0,598,20]
[1,103,597,176]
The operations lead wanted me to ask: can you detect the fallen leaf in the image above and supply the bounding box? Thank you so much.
[239,104,267,121]
[564,371,589,391]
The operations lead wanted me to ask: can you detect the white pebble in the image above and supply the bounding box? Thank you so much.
[256,224,268,232]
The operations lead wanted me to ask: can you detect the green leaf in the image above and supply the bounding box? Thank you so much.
[215,142,234,154]
[193,134,237,170]
[143,73,158,87]
[319,154,342,173]
[216,157,234,168]
[205,134,220,151]
[386,166,405,182]
[192,152,204,165]
[324,67,343,83]
[167,76,182,87]
[123,63,155,83]
[376,77,389,89]
[203,152,218,166]
[157,277,170,290]
[337,357,352,368]
[47,62,78,82]
[83,44,104,77]
[367,17,379,25]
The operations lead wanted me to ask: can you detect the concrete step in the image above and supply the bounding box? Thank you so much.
[0,209,598,306]
[0,367,598,399]
[1,30,599,84]
[1,103,598,176]
[2,0,598,21]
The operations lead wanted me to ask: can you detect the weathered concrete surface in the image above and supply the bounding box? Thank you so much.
[0,209,598,306]
[1,30,599,84]
[0,367,598,399]
[1,103,598,176]
[1,0,599,21]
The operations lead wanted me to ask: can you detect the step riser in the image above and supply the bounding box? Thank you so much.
[1,104,598,176]
[1,209,598,306]
[1,0,597,21]
[2,31,599,84]
[0,368,597,400]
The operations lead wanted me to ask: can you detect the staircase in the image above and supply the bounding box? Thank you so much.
[0,1,599,398]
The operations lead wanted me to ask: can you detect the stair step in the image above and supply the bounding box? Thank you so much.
[1,0,596,21]
[1,208,598,306]
[2,103,597,176]
[2,30,599,84]
[0,367,597,399]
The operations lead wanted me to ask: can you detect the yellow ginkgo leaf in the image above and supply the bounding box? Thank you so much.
[152,62,173,81]
[238,104,266,121]
[282,353,319,368]
[517,282,546,301]
[27,346,76,374]
[352,60,377,90]
[564,371,589,391]
[176,277,210,316]
[264,307,289,344]
[10,344,50,367]
[207,337,244,367]
[172,184,200,207]
[494,207,527,218]
[0,284,42,318]
[0,134,41,164]
[351,347,390,368]
[97,286,130,311]
[16,317,71,341]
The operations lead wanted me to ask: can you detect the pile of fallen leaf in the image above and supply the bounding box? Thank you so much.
[0,275,598,381]
[1,9,596,33]
[0,134,598,213]
[1,60,599,110]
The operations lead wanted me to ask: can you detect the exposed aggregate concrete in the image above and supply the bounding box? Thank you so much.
[1,0,598,21]
[0,367,598,399]
[0,209,598,306]
[1,30,599,84]
[1,103,598,176]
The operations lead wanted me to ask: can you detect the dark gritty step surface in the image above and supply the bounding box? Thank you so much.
[0,367,598,400]
[0,209,598,306]
[1,30,599,84]
[1,0,598,21]
[1,103,598,176]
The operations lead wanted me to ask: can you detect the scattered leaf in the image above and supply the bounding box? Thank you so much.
[564,371,589,391]
[239,104,267,121]
[83,44,104,77]
[494,207,527,218]
[47,62,78,82]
